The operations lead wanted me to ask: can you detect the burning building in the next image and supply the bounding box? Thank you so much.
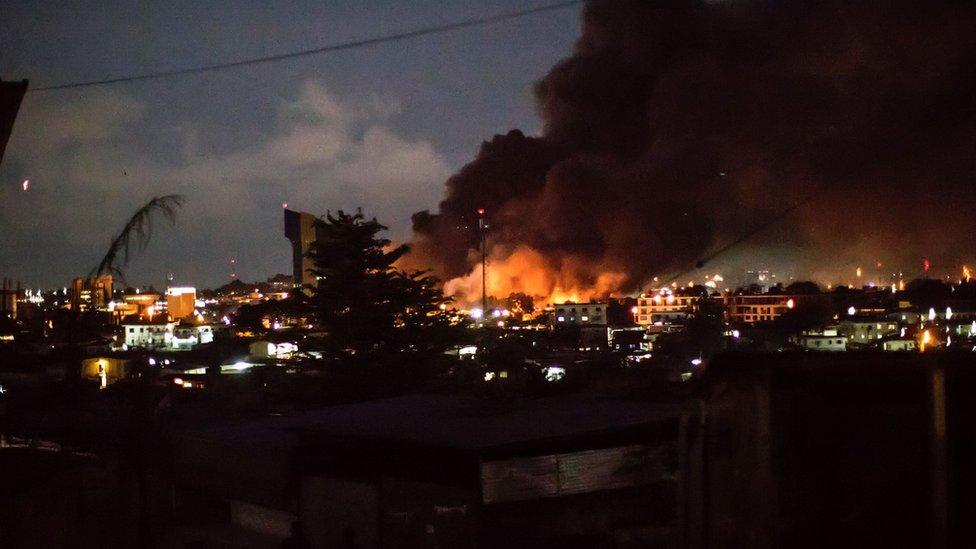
[411,0,976,306]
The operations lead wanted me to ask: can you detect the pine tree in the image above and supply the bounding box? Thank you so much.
[306,210,454,358]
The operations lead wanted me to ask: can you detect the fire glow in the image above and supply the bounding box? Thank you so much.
[442,245,627,306]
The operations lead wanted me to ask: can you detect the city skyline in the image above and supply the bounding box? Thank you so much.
[0,1,578,288]
[3,1,976,304]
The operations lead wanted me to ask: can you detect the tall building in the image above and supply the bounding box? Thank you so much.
[0,277,22,319]
[69,274,113,311]
[284,209,321,294]
[166,287,197,319]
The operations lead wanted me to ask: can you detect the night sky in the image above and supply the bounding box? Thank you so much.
[412,0,976,300]
[0,1,578,289]
[5,1,976,298]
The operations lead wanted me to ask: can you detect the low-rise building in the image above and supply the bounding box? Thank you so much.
[882,338,918,351]
[635,291,698,325]
[553,302,608,326]
[171,323,216,350]
[725,294,797,324]
[793,328,847,352]
[839,318,899,344]
[122,318,175,349]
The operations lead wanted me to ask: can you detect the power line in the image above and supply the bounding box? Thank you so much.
[28,0,582,93]
[662,178,844,286]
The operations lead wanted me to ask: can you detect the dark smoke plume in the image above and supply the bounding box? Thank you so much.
[411,0,976,299]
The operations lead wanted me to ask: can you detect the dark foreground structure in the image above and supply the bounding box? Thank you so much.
[5,352,976,548]
[707,352,976,549]
[165,395,703,548]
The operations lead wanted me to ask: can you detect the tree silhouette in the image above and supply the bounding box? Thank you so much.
[92,194,184,283]
[306,210,453,359]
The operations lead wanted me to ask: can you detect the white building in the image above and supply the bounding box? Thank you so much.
[883,338,918,352]
[123,320,175,349]
[171,324,216,350]
[249,340,299,359]
[793,328,847,352]
[123,319,215,350]
[839,318,899,344]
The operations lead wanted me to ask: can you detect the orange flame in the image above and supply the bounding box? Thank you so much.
[443,245,628,307]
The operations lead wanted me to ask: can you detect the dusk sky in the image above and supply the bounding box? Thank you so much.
[0,1,579,289]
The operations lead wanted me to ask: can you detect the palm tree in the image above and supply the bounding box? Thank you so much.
[91,194,185,283]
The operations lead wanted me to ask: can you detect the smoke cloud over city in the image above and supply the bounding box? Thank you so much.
[411,0,976,304]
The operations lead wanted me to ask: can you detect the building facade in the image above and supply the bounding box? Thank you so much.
[166,287,196,320]
[69,274,113,311]
[635,292,699,325]
[284,209,321,294]
[553,302,608,326]
[725,294,796,324]
[122,320,175,349]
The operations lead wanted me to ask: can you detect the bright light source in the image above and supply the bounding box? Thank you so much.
[148,357,156,366]
[543,366,566,382]
[470,308,484,320]
[484,372,495,382]
[787,298,795,309]
[847,306,856,316]
[496,320,505,327]
[691,358,702,366]
[492,309,502,318]
[630,306,639,314]
[173,377,184,386]
[731,329,740,339]
[946,307,953,320]
[557,316,565,322]
[929,308,937,321]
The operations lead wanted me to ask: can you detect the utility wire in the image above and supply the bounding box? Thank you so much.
[661,179,844,286]
[28,0,581,93]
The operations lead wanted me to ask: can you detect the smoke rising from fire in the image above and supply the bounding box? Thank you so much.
[411,0,976,305]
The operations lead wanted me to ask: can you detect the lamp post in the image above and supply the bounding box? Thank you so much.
[477,208,488,321]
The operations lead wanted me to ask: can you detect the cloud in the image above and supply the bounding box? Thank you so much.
[0,81,451,287]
